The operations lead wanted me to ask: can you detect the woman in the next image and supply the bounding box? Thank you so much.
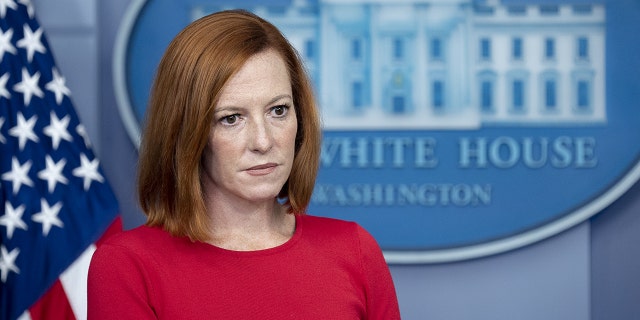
[88,9,400,319]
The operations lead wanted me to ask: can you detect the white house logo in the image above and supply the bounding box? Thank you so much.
[114,0,640,263]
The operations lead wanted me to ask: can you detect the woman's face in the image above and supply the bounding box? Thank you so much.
[202,49,297,204]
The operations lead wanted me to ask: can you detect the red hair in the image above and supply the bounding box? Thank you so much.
[137,10,321,241]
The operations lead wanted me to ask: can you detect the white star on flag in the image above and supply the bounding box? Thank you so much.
[1,157,33,195]
[45,68,71,105]
[0,117,5,143]
[72,153,104,191]
[0,245,20,283]
[43,111,72,149]
[17,0,33,18]
[16,24,45,63]
[13,67,43,106]
[31,199,64,236]
[9,112,38,150]
[37,155,68,193]
[76,124,92,147]
[0,201,28,239]
[0,72,11,99]
[0,0,17,19]
[0,28,16,62]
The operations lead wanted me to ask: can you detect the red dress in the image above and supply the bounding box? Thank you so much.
[88,215,401,319]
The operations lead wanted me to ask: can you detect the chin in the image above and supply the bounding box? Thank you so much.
[240,188,283,202]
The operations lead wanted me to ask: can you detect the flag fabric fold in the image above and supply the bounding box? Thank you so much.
[0,1,121,319]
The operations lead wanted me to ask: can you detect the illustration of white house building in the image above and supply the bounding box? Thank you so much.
[192,0,606,129]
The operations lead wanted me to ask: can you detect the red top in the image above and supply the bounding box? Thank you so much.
[88,215,400,319]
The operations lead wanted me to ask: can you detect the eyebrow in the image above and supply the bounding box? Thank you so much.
[214,94,293,115]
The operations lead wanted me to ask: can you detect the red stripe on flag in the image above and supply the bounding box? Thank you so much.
[26,218,122,319]
[28,280,76,320]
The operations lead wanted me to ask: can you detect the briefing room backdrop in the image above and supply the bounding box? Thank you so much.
[31,0,640,319]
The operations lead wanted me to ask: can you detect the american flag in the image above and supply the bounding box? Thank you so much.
[0,1,120,319]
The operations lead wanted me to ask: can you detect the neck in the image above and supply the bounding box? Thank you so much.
[204,196,296,251]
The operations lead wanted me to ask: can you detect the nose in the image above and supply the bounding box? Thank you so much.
[249,118,273,153]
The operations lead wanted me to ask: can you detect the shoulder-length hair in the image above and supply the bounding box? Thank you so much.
[137,9,321,242]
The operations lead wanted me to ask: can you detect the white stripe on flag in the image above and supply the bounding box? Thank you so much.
[60,244,97,320]
[17,310,32,320]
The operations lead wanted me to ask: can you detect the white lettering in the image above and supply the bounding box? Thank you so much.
[312,183,492,207]
[459,136,598,169]
[320,137,438,168]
